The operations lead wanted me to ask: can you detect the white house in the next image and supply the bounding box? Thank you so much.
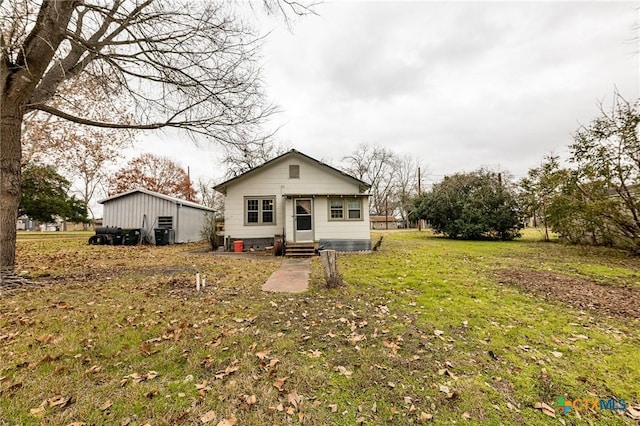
[99,188,214,244]
[214,150,371,253]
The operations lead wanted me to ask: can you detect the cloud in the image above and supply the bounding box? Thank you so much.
[127,1,638,195]
[261,0,638,182]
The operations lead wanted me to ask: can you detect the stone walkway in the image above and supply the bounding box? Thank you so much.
[261,258,310,293]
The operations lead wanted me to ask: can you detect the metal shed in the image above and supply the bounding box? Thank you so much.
[98,188,214,244]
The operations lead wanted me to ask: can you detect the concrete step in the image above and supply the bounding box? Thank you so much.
[284,243,315,257]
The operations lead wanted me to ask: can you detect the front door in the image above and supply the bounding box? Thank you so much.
[294,198,313,242]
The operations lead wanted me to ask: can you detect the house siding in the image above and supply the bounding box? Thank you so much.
[224,155,361,237]
[308,197,371,241]
[221,153,371,250]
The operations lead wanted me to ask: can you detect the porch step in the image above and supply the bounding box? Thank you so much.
[284,243,316,257]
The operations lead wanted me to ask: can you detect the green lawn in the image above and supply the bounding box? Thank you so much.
[1,230,638,425]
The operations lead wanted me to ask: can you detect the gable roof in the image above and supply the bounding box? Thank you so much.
[213,149,371,194]
[98,188,214,212]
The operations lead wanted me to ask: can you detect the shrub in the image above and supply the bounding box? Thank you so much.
[414,169,523,240]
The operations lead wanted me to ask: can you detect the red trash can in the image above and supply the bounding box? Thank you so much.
[233,240,243,253]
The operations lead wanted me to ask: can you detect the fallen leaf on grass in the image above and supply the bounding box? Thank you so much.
[382,339,401,354]
[49,395,73,408]
[627,405,640,420]
[201,356,214,369]
[196,380,209,390]
[551,351,563,358]
[462,412,471,420]
[30,395,73,416]
[214,360,240,380]
[334,366,353,377]
[273,377,289,391]
[37,334,54,344]
[437,369,458,380]
[439,385,450,394]
[85,365,102,375]
[348,333,366,344]
[287,390,301,408]
[67,423,86,426]
[216,416,237,426]
[37,354,60,365]
[122,371,158,385]
[29,406,45,416]
[418,412,433,423]
[99,400,112,411]
[0,381,23,395]
[140,341,151,355]
[328,404,338,413]
[356,417,365,425]
[244,394,257,405]
[200,410,216,423]
[0,332,19,342]
[534,402,556,418]
[255,349,270,360]
[551,336,563,345]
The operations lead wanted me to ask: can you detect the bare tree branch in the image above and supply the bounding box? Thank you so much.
[1,0,316,271]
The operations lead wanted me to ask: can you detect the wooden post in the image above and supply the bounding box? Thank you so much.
[319,250,343,288]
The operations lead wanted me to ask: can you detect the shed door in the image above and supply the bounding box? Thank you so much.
[294,198,313,242]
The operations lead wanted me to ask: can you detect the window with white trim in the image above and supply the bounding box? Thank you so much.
[245,197,275,225]
[328,198,362,221]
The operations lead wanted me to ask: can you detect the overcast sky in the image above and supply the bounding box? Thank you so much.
[133,0,639,190]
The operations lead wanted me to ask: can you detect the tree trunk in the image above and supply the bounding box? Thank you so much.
[319,249,343,288]
[1,103,24,272]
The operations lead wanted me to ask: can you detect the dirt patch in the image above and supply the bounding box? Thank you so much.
[495,269,640,320]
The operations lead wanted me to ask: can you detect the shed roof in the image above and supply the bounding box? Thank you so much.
[98,188,214,212]
[213,149,371,194]
[370,215,398,222]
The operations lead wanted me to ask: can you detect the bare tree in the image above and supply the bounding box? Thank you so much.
[392,155,424,226]
[198,177,224,213]
[21,79,133,219]
[0,0,312,271]
[342,143,400,215]
[220,139,291,178]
